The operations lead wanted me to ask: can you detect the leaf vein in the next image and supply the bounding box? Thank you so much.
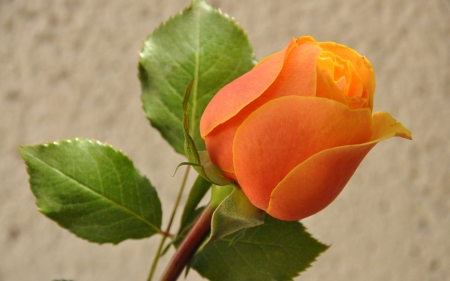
[23,150,161,234]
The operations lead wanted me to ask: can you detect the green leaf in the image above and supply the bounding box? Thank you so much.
[192,216,328,281]
[139,0,256,154]
[19,139,162,244]
[208,187,265,243]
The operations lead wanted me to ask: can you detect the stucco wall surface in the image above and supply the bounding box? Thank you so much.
[1,0,449,280]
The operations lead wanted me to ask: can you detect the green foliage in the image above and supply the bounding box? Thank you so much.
[139,0,256,155]
[18,1,330,280]
[180,175,211,229]
[192,216,329,281]
[180,79,232,186]
[171,175,211,250]
[208,187,265,243]
[19,139,162,244]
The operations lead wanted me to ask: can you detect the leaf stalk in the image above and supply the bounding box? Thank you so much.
[147,166,191,281]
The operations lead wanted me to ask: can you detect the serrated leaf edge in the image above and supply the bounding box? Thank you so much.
[19,138,162,238]
[139,0,256,155]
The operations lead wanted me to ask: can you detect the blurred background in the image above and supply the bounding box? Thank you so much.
[1,0,449,280]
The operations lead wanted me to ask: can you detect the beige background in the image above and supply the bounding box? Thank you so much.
[1,0,449,280]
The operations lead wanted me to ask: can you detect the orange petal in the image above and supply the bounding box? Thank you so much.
[267,140,375,221]
[233,96,373,210]
[204,90,282,175]
[371,111,412,141]
[296,35,319,46]
[254,39,298,68]
[262,43,321,98]
[335,76,347,93]
[346,60,364,100]
[317,55,335,78]
[200,39,297,137]
[347,96,368,109]
[204,42,321,173]
[204,114,245,175]
[332,56,352,94]
[267,111,411,221]
[316,68,348,106]
[205,41,318,174]
[319,42,375,110]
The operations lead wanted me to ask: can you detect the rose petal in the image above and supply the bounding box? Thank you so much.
[347,96,368,109]
[205,42,321,173]
[333,56,352,94]
[262,44,321,98]
[319,42,375,110]
[317,55,335,78]
[346,61,364,98]
[296,35,319,46]
[335,76,347,93]
[200,39,297,137]
[204,114,244,176]
[316,69,348,106]
[371,111,412,141]
[254,39,298,68]
[267,141,375,221]
[267,111,411,221]
[233,96,373,210]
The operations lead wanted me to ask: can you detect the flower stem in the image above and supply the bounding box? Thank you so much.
[147,166,191,281]
[159,204,215,281]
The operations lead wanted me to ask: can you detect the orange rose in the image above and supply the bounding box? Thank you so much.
[200,36,411,221]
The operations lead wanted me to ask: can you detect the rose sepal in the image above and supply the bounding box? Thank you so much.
[206,185,265,244]
[181,81,233,186]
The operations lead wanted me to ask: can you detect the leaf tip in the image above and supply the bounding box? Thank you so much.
[18,145,28,157]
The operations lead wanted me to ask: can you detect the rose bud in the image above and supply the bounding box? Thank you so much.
[200,36,411,221]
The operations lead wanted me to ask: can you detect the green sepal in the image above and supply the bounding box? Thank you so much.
[208,186,265,244]
[182,82,232,186]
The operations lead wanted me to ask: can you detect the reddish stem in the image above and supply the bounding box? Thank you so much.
[159,205,214,281]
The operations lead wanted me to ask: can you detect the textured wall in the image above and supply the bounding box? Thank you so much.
[1,0,449,280]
